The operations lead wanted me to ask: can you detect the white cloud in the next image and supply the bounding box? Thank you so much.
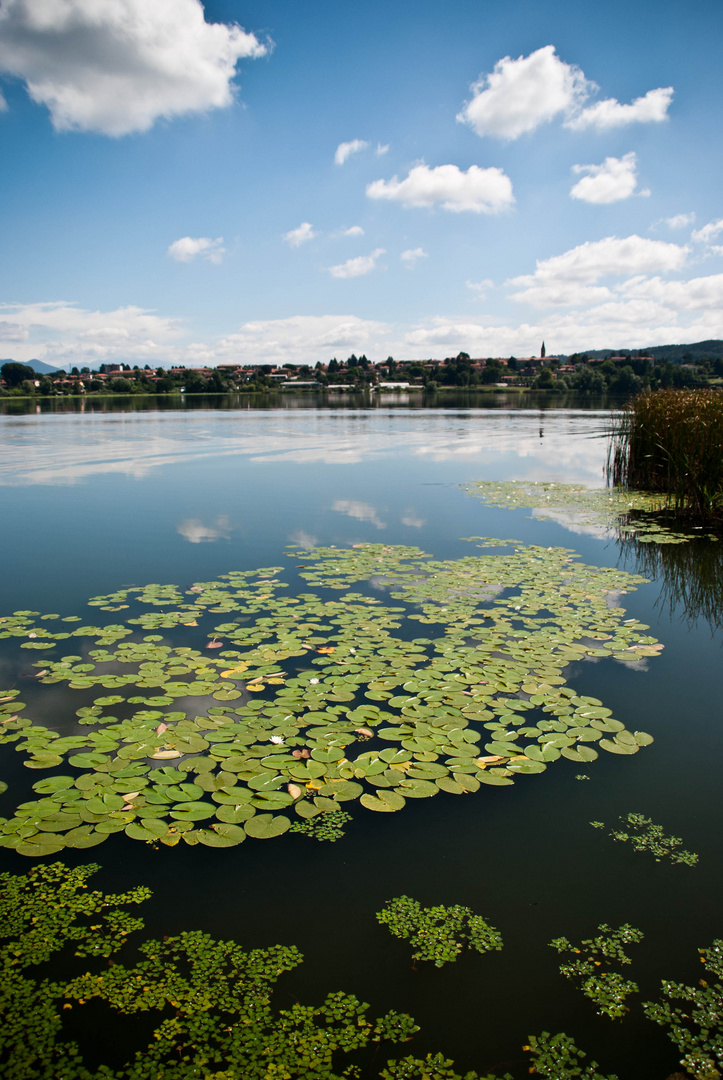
[329,249,385,279]
[466,278,494,299]
[457,46,673,141]
[401,512,425,528]
[507,235,687,310]
[457,45,591,139]
[0,300,184,367]
[342,225,365,237]
[283,222,317,248]
[570,152,641,204]
[401,247,427,269]
[334,139,369,165]
[211,314,389,366]
[664,213,695,230]
[0,321,29,342]
[367,163,514,214]
[692,218,723,245]
[0,0,267,136]
[167,236,225,263]
[566,86,673,132]
[375,143,389,156]
[0,88,6,111]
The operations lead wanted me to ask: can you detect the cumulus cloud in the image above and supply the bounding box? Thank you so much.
[567,86,673,132]
[457,45,673,141]
[692,219,723,245]
[0,321,29,342]
[0,300,184,367]
[334,139,369,165]
[466,279,495,300]
[507,234,688,308]
[570,152,641,204]
[0,0,268,136]
[664,213,695,230]
[367,163,514,213]
[283,222,316,248]
[167,236,225,263]
[329,249,385,279]
[401,247,427,269]
[342,225,365,237]
[457,45,591,139]
[211,314,389,367]
[376,143,389,155]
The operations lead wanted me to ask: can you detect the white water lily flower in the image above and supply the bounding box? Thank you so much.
[270,735,284,745]
[309,678,319,684]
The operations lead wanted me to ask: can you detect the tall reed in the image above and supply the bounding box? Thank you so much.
[608,388,723,521]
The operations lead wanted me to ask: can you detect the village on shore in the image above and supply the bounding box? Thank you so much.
[2,342,720,398]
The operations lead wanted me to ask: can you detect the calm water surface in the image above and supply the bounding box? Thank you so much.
[1,401,721,1079]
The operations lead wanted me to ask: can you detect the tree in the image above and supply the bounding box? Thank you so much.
[1,362,35,388]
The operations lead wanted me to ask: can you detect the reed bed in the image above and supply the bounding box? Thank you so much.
[609,388,723,521]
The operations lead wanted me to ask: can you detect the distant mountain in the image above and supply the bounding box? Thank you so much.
[564,340,723,362]
[0,358,62,375]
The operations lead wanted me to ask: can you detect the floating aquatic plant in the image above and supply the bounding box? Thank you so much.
[643,938,723,1080]
[0,541,660,855]
[290,808,351,841]
[591,813,698,866]
[550,924,643,1019]
[0,861,423,1080]
[463,479,717,543]
[376,895,502,968]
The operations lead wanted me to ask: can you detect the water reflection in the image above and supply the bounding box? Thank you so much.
[332,499,387,529]
[0,407,614,487]
[177,515,232,544]
[619,534,723,634]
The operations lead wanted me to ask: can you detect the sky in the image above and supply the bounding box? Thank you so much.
[1,0,722,369]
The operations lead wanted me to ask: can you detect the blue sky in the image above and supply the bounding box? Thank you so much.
[1,0,722,368]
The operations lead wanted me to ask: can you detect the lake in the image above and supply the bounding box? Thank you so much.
[1,398,721,1080]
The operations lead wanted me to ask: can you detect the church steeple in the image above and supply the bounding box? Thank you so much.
[540,341,546,358]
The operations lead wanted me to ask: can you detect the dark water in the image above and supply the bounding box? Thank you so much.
[1,400,721,1079]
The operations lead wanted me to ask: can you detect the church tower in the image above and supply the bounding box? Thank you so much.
[540,341,546,358]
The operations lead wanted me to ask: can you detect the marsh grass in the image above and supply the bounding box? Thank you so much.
[609,389,723,521]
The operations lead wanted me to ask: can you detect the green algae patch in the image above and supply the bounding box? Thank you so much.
[0,542,662,854]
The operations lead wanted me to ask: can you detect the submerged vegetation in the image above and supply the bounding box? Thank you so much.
[376,896,503,967]
[590,813,699,866]
[0,541,659,856]
[608,389,723,523]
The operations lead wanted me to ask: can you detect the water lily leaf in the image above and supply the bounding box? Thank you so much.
[436,777,465,795]
[203,822,246,846]
[477,773,514,786]
[32,776,75,794]
[170,802,215,821]
[244,813,290,839]
[295,800,320,819]
[15,835,65,856]
[634,731,654,746]
[599,738,639,755]
[398,778,438,799]
[150,750,182,760]
[63,825,107,848]
[360,789,406,812]
[215,803,255,823]
[317,780,363,801]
